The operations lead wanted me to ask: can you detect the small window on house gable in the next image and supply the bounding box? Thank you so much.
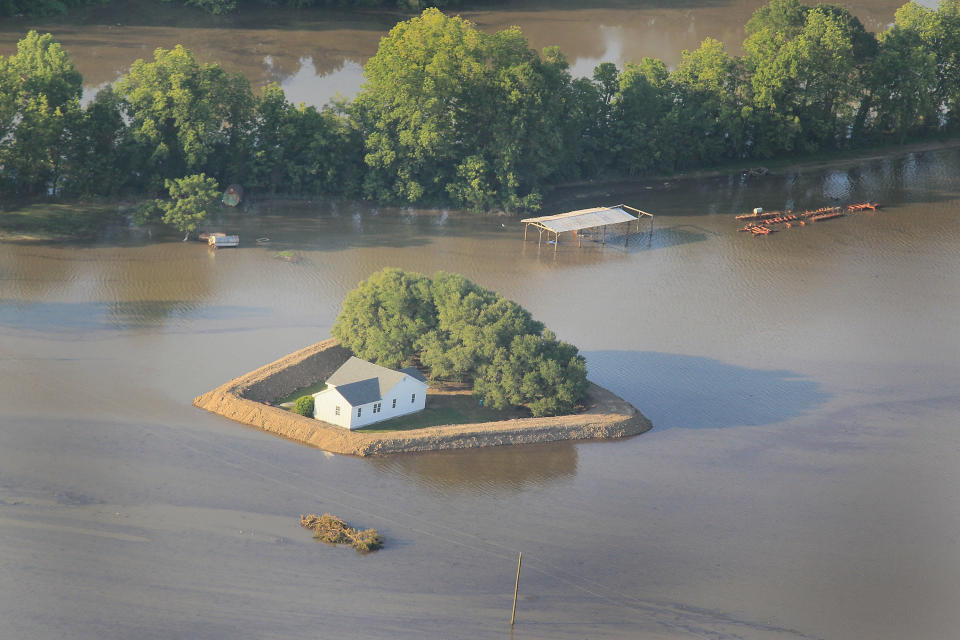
[335,405,340,416]
[411,393,416,403]
[373,402,381,414]
[357,407,362,417]
[392,398,397,409]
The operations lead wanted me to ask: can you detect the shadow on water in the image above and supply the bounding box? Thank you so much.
[585,350,829,430]
[367,441,577,494]
[631,223,715,251]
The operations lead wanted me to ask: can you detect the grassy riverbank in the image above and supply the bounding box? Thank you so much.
[0,200,124,242]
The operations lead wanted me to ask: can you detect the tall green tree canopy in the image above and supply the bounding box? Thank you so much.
[159,173,220,240]
[894,0,960,129]
[743,2,877,152]
[115,45,253,191]
[332,268,438,369]
[0,30,82,196]
[248,84,363,196]
[353,8,571,211]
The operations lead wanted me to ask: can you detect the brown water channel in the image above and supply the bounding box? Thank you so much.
[2,145,960,639]
[0,0,937,107]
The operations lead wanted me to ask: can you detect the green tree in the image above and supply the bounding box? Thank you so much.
[331,268,437,369]
[670,38,750,165]
[743,1,876,152]
[115,45,254,191]
[610,57,673,174]
[894,0,960,130]
[419,272,542,381]
[867,25,938,141]
[353,8,570,211]
[473,330,588,417]
[0,31,82,197]
[63,88,132,195]
[159,173,220,241]
[248,85,363,195]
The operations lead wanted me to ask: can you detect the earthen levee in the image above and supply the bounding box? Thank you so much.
[192,339,651,456]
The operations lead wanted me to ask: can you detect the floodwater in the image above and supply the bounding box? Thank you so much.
[0,0,939,107]
[2,144,960,639]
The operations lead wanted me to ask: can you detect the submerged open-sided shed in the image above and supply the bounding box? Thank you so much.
[521,204,654,253]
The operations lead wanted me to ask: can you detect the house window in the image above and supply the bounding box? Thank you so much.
[411,393,416,403]
[373,402,381,414]
[335,405,340,416]
[357,407,362,417]
[392,398,397,409]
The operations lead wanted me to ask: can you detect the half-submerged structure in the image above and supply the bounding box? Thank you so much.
[313,356,428,429]
[521,204,653,253]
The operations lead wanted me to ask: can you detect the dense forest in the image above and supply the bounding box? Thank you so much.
[1,1,959,213]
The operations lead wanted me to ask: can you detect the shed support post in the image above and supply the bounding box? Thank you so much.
[524,224,528,241]
[538,229,543,248]
[554,231,559,254]
[602,225,606,245]
[625,222,629,247]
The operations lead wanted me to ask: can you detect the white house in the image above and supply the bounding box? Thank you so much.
[313,356,428,429]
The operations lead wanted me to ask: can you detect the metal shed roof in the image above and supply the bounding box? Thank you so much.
[521,206,638,234]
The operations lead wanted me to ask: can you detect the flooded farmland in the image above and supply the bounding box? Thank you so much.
[2,143,960,639]
[3,1,960,638]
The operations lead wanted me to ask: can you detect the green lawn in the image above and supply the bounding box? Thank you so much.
[0,201,121,240]
[275,380,327,406]
[356,393,527,433]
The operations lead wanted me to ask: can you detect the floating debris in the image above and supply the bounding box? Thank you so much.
[735,202,882,235]
[273,250,302,263]
[300,513,383,553]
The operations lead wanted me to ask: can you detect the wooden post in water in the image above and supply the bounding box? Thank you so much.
[511,552,522,626]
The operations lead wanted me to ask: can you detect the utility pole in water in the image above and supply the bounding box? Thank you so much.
[511,552,522,626]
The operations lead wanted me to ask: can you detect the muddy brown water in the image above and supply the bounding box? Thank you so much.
[0,0,938,106]
[3,142,960,639]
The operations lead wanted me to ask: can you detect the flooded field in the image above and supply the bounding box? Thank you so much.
[0,0,938,106]
[2,144,960,639]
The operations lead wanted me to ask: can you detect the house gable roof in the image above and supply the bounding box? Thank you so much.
[324,356,427,406]
[333,378,382,406]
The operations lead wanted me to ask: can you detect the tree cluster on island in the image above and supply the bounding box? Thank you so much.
[332,268,589,417]
[2,1,960,223]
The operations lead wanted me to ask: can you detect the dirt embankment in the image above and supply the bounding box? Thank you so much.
[192,339,651,456]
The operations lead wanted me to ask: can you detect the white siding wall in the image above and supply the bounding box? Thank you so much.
[382,376,428,421]
[313,388,352,428]
[313,376,428,430]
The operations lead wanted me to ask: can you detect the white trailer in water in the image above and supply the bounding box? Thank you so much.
[208,234,239,248]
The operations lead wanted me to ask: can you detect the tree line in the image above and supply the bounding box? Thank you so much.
[332,268,589,417]
[2,1,960,214]
[0,0,476,18]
